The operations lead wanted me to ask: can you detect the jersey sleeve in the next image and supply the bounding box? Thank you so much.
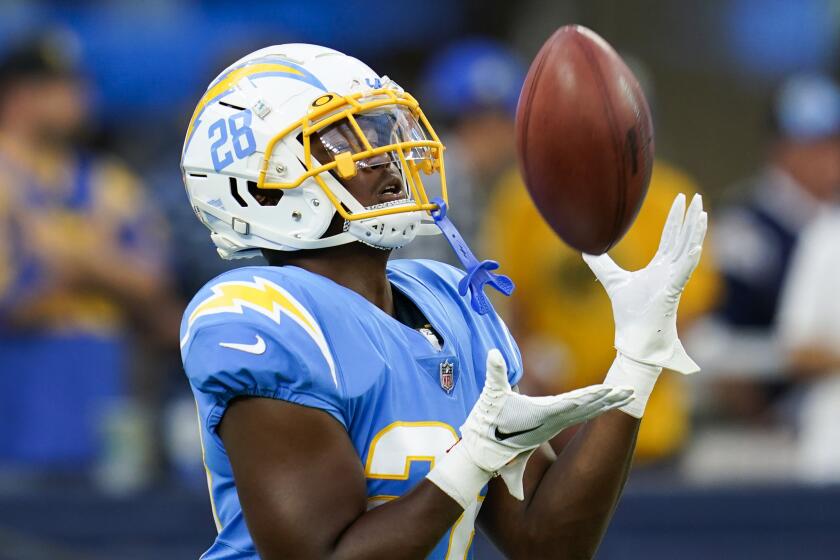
[182,313,346,434]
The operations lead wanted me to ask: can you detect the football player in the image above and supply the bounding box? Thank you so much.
[180,44,707,559]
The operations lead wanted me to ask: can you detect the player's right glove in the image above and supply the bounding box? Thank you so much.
[427,349,634,508]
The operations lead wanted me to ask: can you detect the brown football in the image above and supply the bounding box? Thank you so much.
[515,25,654,254]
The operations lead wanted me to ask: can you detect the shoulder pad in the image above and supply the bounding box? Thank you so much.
[182,268,344,428]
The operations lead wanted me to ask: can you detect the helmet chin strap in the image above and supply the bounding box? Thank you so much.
[429,197,515,315]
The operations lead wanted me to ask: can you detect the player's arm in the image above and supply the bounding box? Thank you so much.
[219,397,463,559]
[479,404,640,559]
[217,363,631,559]
[480,193,707,558]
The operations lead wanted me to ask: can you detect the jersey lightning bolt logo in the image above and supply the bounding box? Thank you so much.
[181,276,338,387]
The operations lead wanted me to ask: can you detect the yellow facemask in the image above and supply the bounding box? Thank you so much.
[257,88,448,222]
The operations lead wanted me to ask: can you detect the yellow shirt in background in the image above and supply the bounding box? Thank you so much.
[0,153,167,335]
[482,161,720,462]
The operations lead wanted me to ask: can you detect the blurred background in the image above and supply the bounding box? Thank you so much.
[0,0,839,558]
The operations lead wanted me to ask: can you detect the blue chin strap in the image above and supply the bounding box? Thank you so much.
[430,197,515,315]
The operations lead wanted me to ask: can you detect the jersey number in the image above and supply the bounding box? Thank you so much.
[365,422,481,559]
[208,110,257,172]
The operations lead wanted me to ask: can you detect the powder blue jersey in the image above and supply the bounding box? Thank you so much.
[180,259,523,559]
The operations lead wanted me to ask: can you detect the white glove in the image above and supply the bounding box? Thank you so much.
[427,349,634,507]
[583,193,708,417]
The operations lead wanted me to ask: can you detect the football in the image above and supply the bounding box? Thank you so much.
[515,25,654,254]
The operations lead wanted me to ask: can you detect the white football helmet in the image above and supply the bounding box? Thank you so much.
[181,43,448,258]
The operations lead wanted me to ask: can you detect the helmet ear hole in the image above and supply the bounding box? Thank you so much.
[247,180,284,206]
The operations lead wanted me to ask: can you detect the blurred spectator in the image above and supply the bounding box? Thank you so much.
[689,75,840,421]
[778,202,840,479]
[0,33,180,490]
[395,38,525,262]
[483,163,720,464]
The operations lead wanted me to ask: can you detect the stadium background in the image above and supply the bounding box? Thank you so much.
[0,0,839,558]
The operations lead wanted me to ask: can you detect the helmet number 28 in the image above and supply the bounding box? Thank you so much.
[208,109,257,172]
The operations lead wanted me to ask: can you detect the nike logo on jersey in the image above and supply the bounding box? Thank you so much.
[219,335,266,355]
[494,424,542,441]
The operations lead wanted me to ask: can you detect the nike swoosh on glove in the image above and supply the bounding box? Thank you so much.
[427,349,633,507]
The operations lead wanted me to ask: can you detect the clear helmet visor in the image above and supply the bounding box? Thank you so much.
[313,104,434,174]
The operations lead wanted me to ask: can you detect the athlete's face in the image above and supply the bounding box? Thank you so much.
[310,118,407,208]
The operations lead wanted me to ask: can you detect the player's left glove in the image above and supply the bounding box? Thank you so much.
[427,349,634,507]
[583,192,708,418]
